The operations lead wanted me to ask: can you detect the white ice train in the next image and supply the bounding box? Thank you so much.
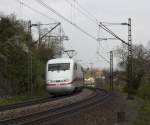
[46,58,84,95]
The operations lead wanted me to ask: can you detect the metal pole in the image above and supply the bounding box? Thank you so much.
[33,22,61,45]
[28,20,33,95]
[28,20,32,95]
[109,52,111,90]
[28,20,31,34]
[112,51,114,90]
[59,25,62,57]
[128,18,133,98]
[110,51,113,90]
[30,53,32,95]
[90,63,93,77]
[38,23,41,48]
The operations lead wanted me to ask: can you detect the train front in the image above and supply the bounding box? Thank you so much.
[46,59,74,95]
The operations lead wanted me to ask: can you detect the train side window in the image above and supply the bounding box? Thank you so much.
[74,63,77,70]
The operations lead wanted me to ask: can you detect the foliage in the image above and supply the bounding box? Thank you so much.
[137,82,150,100]
[0,91,48,106]
[0,15,32,95]
[134,100,150,125]
[0,14,55,96]
[116,44,150,94]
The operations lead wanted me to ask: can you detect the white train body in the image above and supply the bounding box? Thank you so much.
[46,58,84,95]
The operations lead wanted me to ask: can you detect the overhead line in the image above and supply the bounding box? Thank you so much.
[68,0,130,63]
[15,0,57,22]
[71,0,129,46]
[98,42,110,53]
[35,0,97,41]
[16,0,110,64]
[68,1,130,47]
[73,0,98,24]
[35,0,111,63]
[99,23,130,46]
[34,22,61,44]
[65,0,97,25]
[101,22,123,25]
[97,51,110,64]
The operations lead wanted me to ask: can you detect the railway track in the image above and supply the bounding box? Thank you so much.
[0,92,80,112]
[0,88,111,125]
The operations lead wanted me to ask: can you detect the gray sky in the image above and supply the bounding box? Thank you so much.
[0,0,150,69]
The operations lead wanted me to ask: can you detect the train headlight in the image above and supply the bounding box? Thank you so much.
[49,80,54,83]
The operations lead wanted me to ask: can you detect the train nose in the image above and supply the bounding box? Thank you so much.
[46,83,75,95]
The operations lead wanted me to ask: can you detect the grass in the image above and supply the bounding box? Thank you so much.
[79,81,150,125]
[0,90,49,106]
[110,81,150,125]
[0,95,31,106]
[133,82,150,125]
[134,100,150,125]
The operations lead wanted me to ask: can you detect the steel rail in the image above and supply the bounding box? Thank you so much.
[0,92,79,112]
[0,88,111,125]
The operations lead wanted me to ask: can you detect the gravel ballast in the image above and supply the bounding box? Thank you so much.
[0,89,94,121]
[46,92,127,125]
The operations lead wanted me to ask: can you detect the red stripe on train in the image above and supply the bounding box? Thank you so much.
[47,79,84,86]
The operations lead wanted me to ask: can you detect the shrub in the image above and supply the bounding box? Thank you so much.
[137,83,150,99]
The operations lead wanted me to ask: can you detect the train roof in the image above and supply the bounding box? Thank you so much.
[47,58,75,64]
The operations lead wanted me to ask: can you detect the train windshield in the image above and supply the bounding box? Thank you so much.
[48,63,70,71]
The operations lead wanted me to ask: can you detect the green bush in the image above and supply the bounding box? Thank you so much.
[134,100,150,125]
[137,83,150,99]
[122,84,137,94]
[0,14,54,97]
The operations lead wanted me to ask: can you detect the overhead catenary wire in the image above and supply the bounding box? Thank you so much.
[65,0,98,25]
[66,1,108,58]
[100,22,124,26]
[15,0,57,22]
[35,0,97,41]
[14,0,76,59]
[73,0,99,24]
[98,41,110,54]
[16,0,110,64]
[97,44,110,64]
[67,1,110,55]
[33,0,111,64]
[97,51,110,64]
[66,0,110,55]
[97,26,110,54]
[68,1,130,52]
[68,0,129,46]
[99,23,129,46]
[35,0,110,64]
[66,1,132,69]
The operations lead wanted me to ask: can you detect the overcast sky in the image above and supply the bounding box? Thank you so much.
[0,0,150,69]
